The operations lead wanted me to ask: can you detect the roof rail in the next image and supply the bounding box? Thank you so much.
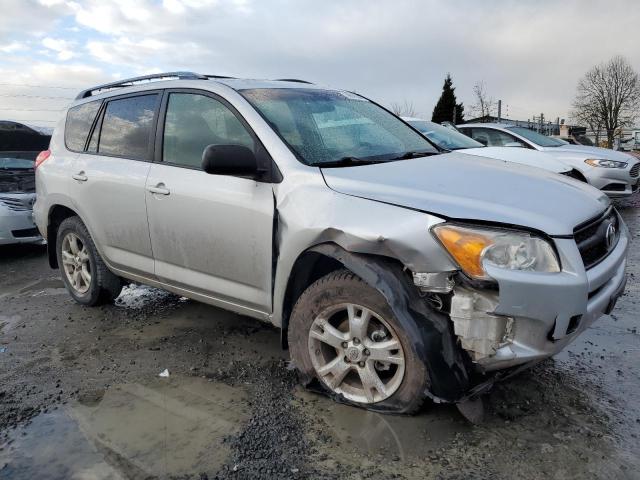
[203,75,237,80]
[75,71,207,99]
[274,78,313,84]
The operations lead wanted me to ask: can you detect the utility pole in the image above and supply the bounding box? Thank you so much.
[539,113,544,133]
[497,100,502,123]
[452,105,456,124]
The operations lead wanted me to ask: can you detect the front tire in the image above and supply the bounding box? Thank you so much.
[56,216,122,306]
[289,269,430,414]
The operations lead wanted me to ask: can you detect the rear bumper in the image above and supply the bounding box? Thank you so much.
[460,220,629,371]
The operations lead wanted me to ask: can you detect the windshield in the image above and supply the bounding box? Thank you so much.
[406,120,483,150]
[240,88,438,166]
[506,126,566,147]
[0,157,34,170]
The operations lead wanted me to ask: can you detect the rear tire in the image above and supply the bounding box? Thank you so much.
[56,216,122,306]
[289,269,429,414]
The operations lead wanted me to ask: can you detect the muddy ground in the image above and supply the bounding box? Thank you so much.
[0,198,639,480]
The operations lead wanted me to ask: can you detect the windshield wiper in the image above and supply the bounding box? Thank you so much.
[314,156,388,168]
[389,150,439,160]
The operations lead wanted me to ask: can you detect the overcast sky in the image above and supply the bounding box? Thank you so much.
[1,0,639,129]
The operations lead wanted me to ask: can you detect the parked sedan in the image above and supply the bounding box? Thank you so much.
[0,156,42,245]
[402,118,584,180]
[457,123,640,197]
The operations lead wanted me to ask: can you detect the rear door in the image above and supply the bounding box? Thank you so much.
[70,92,161,276]
[145,89,274,315]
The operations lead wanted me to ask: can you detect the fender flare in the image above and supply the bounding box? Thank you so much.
[307,244,470,403]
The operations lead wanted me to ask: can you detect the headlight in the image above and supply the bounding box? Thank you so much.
[432,224,560,280]
[584,159,628,168]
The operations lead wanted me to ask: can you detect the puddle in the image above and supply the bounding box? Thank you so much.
[295,389,469,462]
[0,376,250,479]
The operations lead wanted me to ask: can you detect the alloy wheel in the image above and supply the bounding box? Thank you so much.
[61,232,92,294]
[308,303,405,404]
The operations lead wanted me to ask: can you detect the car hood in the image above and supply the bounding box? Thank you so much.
[458,147,569,173]
[540,144,638,162]
[321,152,610,236]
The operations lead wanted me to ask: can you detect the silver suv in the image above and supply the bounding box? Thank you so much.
[34,72,629,413]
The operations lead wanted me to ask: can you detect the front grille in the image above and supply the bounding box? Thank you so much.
[630,163,640,178]
[0,196,32,212]
[574,207,620,270]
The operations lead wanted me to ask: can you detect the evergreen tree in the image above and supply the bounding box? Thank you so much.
[432,74,465,124]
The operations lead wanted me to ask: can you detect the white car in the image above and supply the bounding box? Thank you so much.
[402,118,584,181]
[457,123,640,197]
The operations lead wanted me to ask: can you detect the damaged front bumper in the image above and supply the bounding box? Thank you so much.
[448,222,629,372]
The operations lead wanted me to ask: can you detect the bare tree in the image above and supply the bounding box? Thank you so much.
[390,100,417,117]
[470,81,496,120]
[572,55,640,148]
[570,99,604,146]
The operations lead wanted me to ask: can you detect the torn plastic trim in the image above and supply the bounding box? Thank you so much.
[306,243,471,404]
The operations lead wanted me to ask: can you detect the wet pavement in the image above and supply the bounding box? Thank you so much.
[0,197,639,479]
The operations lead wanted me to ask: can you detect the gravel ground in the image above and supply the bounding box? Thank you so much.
[0,197,639,479]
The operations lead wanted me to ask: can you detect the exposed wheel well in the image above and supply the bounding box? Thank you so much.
[280,251,343,349]
[47,205,78,268]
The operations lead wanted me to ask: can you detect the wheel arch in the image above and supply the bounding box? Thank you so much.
[280,246,345,349]
[283,242,471,403]
[46,204,80,268]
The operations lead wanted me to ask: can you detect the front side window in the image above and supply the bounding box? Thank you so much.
[407,120,483,150]
[98,94,158,159]
[506,127,565,147]
[469,128,524,148]
[65,101,101,152]
[240,88,437,166]
[163,93,254,169]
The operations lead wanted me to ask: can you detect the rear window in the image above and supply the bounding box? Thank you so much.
[64,101,101,152]
[98,94,159,160]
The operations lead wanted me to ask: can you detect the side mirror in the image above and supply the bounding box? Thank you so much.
[201,144,258,177]
[503,142,523,148]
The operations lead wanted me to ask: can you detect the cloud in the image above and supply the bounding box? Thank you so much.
[0,61,111,127]
[2,0,640,126]
[0,42,27,53]
[42,37,76,61]
[0,0,69,37]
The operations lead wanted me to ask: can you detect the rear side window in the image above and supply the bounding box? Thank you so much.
[64,101,101,152]
[98,94,159,160]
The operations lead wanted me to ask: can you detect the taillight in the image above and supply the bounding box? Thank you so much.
[35,149,51,169]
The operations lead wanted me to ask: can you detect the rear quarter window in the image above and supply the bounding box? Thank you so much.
[64,101,101,152]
